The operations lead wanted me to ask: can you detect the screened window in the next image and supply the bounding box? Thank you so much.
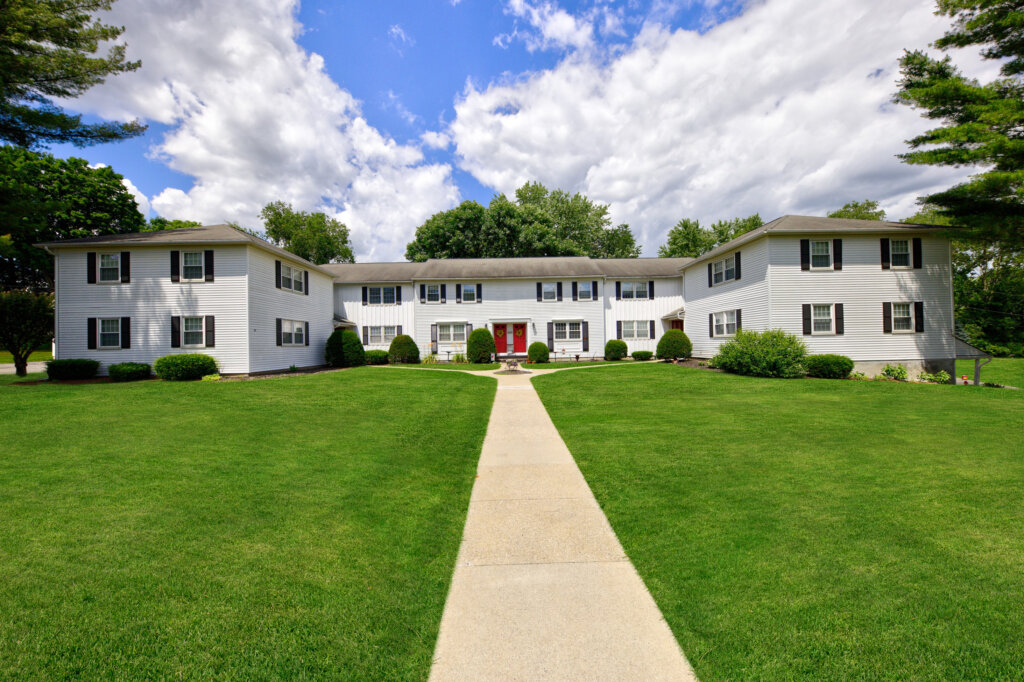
[811,241,831,269]
[578,282,593,301]
[621,281,648,299]
[622,320,634,338]
[384,326,397,343]
[812,304,833,333]
[99,254,120,282]
[543,283,557,301]
[281,264,305,292]
[891,240,911,268]
[427,284,440,302]
[892,303,913,331]
[712,256,737,285]
[182,252,204,280]
[462,284,476,303]
[568,322,581,339]
[713,310,738,337]
[369,326,383,344]
[183,316,204,347]
[99,318,120,348]
[554,322,568,340]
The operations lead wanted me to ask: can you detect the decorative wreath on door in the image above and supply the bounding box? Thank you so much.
[514,328,524,337]
[495,327,505,337]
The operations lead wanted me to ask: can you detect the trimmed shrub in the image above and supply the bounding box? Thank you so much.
[713,329,806,378]
[326,328,365,367]
[366,349,389,365]
[528,341,550,363]
[154,354,218,381]
[919,370,951,384]
[108,362,152,382]
[656,329,692,361]
[467,327,496,364]
[632,350,654,361]
[605,339,628,361]
[388,334,421,364]
[803,354,854,379]
[45,358,98,380]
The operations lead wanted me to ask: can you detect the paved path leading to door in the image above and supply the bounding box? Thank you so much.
[429,367,697,681]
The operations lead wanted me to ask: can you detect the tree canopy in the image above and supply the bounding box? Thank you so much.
[260,201,354,264]
[0,146,145,289]
[0,290,53,376]
[895,0,1024,249]
[0,0,145,148]
[144,217,202,231]
[657,214,762,258]
[827,200,886,221]
[404,182,641,262]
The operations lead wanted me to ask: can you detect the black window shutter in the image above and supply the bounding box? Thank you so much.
[592,281,598,299]
[616,320,623,339]
[477,283,483,303]
[363,326,369,345]
[87,252,96,283]
[800,240,810,271]
[915,301,925,332]
[649,320,656,338]
[171,316,181,348]
[880,238,891,270]
[616,281,622,299]
[362,286,368,306]
[303,271,309,295]
[582,321,589,351]
[420,284,426,303]
[802,304,812,335]
[120,251,131,283]
[733,254,741,280]
[120,317,131,349]
[912,238,923,269]
[276,318,282,346]
[205,316,215,348]
[397,325,403,335]
[456,283,462,303]
[735,310,742,331]
[556,282,563,301]
[466,323,472,334]
[305,321,309,346]
[547,322,554,351]
[572,281,578,301]
[170,251,180,282]
[883,302,892,333]
[440,284,447,303]
[536,282,542,302]
[430,323,438,353]
[204,250,215,282]
[833,239,843,270]
[396,286,402,304]
[649,280,655,297]
[87,317,97,349]
[709,313,714,338]
[275,260,282,288]
[835,303,845,335]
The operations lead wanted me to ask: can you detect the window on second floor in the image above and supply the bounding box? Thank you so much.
[542,282,557,301]
[427,284,441,303]
[621,281,648,299]
[281,264,305,293]
[368,286,397,305]
[99,253,120,282]
[462,284,477,302]
[810,241,831,269]
[891,239,911,268]
[712,256,736,285]
[578,281,593,301]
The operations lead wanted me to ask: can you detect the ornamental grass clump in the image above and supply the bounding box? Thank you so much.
[713,329,806,378]
[466,328,496,364]
[528,341,549,363]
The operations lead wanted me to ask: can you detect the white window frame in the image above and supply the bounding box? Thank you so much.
[554,322,568,340]
[621,320,649,340]
[569,321,581,340]
[181,251,204,281]
[891,302,913,333]
[368,286,397,305]
[891,239,911,269]
[810,241,832,269]
[711,255,737,286]
[578,281,593,301]
[369,326,383,344]
[438,324,451,342]
[713,310,738,337]
[98,253,120,283]
[281,319,305,346]
[621,281,649,300]
[462,284,477,303]
[427,284,441,303]
[281,264,306,293]
[98,317,121,349]
[542,282,557,302]
[438,323,466,344]
[811,304,834,334]
[622,320,635,338]
[183,316,205,348]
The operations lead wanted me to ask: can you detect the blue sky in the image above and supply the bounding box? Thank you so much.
[52,0,980,260]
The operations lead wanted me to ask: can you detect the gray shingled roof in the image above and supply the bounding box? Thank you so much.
[36,223,335,276]
[320,261,423,282]
[324,256,695,282]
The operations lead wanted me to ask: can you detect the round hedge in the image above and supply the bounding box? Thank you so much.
[388,334,421,364]
[656,329,692,361]
[631,350,654,361]
[365,349,389,365]
[154,354,218,381]
[604,339,628,361]
[803,353,854,379]
[108,362,152,382]
[326,328,365,367]
[45,358,99,380]
[466,327,496,364]
[528,341,549,363]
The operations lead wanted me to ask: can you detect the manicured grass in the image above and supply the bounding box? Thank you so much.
[397,362,500,371]
[534,365,1024,680]
[526,360,628,368]
[0,368,495,679]
[0,372,45,386]
[956,357,1024,387]
[0,350,51,363]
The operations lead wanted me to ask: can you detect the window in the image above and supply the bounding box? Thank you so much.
[280,264,305,292]
[543,283,557,301]
[811,241,831,269]
[438,324,450,342]
[183,316,205,347]
[462,284,477,303]
[99,253,120,282]
[578,281,593,301]
[712,255,737,285]
[713,310,738,337]
[621,281,648,299]
[438,323,466,343]
[569,322,581,339]
[891,239,910,268]
[621,320,649,339]
[369,326,383,344]
[182,251,204,280]
[812,304,833,333]
[368,287,382,305]
[427,284,441,302]
[554,322,567,340]
[368,286,396,305]
[892,303,913,331]
[384,326,397,343]
[282,319,305,346]
[99,318,120,348]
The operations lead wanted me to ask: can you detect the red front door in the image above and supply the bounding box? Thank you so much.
[512,323,527,354]
[671,320,685,331]
[494,325,508,354]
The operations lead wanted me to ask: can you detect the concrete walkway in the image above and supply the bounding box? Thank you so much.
[0,361,46,375]
[429,367,697,681]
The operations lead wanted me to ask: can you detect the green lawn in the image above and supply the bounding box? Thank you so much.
[398,362,500,371]
[0,372,45,386]
[956,357,1024,387]
[0,368,495,680]
[0,350,51,363]
[534,365,1024,680]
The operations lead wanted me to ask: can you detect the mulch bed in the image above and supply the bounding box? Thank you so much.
[674,358,724,371]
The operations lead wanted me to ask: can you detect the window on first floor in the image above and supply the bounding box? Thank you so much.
[622,320,650,339]
[438,323,466,343]
[810,241,831,269]
[812,304,834,333]
[621,281,648,299]
[462,284,477,302]
[368,326,397,344]
[892,302,913,331]
[183,316,205,347]
[281,319,306,346]
[713,310,738,337]
[99,253,120,282]
[99,318,121,348]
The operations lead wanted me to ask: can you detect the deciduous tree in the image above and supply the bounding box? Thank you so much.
[260,201,354,264]
[145,217,202,231]
[658,214,762,258]
[827,200,886,221]
[0,290,53,376]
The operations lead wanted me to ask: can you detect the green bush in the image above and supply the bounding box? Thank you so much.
[388,334,421,364]
[200,374,221,382]
[713,329,806,378]
[326,329,365,367]
[656,329,692,361]
[632,350,654,361]
[467,328,496,364]
[422,353,439,364]
[365,349,389,365]
[919,370,951,384]
[605,339,628,361]
[880,363,909,381]
[803,354,854,379]
[108,362,152,382]
[45,358,99,380]
[528,341,550,363]
[451,353,468,364]
[154,354,218,381]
